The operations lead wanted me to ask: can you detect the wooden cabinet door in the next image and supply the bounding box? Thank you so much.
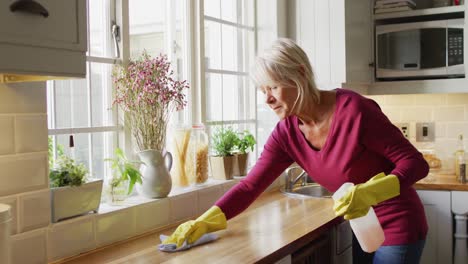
[417,190,453,264]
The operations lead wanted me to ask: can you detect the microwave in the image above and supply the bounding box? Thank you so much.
[376,19,464,80]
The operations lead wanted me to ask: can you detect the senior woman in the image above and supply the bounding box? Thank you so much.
[162,38,429,264]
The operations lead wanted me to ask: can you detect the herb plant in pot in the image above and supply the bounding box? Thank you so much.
[210,127,238,180]
[233,130,256,176]
[49,155,103,223]
[112,50,189,198]
[104,148,143,205]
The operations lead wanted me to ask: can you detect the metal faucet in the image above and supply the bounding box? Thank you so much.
[285,166,309,191]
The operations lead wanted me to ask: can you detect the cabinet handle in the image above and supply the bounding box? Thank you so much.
[10,0,49,18]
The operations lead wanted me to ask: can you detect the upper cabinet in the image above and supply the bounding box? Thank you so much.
[294,0,346,91]
[344,0,467,94]
[0,0,87,82]
[295,0,468,95]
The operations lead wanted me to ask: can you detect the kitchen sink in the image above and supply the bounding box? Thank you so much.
[280,183,333,198]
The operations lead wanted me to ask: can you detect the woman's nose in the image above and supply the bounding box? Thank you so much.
[264,92,275,104]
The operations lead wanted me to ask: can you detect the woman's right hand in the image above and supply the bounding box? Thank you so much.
[162,206,227,248]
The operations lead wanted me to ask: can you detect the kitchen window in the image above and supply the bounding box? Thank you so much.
[202,0,258,158]
[47,0,118,179]
[47,0,191,180]
[47,0,257,181]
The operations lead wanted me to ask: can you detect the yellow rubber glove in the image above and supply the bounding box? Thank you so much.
[333,173,400,220]
[162,206,227,248]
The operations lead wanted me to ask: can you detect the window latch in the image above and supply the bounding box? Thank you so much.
[111,21,121,59]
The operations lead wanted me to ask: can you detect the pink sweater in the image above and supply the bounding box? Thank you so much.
[215,88,429,246]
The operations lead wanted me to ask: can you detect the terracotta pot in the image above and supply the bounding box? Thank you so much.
[210,156,234,180]
[233,153,249,176]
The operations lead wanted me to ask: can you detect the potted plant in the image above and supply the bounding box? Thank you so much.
[233,130,256,176]
[210,127,238,180]
[112,50,189,198]
[104,148,143,204]
[49,155,103,223]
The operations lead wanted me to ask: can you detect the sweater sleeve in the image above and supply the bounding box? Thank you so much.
[360,99,429,190]
[215,125,294,220]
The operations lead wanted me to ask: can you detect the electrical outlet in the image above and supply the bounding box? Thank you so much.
[416,122,435,142]
[395,122,410,138]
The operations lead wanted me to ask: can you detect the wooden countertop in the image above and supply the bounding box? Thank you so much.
[59,191,339,264]
[414,172,468,191]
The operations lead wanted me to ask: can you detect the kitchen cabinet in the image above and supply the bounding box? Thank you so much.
[452,191,468,264]
[417,190,452,264]
[294,0,346,90]
[295,0,468,94]
[0,0,87,82]
[287,221,351,264]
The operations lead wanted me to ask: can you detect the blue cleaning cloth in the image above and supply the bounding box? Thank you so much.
[158,233,218,252]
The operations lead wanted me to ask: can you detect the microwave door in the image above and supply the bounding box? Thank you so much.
[376,20,449,79]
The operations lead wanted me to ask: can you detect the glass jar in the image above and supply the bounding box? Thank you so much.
[169,125,192,187]
[187,124,210,185]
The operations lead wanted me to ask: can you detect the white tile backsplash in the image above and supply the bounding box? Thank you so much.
[11,228,47,264]
[399,106,433,121]
[169,191,198,222]
[47,215,96,262]
[434,106,465,122]
[197,185,224,214]
[0,115,14,155]
[0,83,46,114]
[19,189,50,232]
[96,208,136,247]
[134,199,170,235]
[15,114,48,153]
[0,153,48,196]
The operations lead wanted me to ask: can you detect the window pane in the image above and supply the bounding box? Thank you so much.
[242,76,256,119]
[204,20,221,69]
[129,0,166,58]
[221,24,238,71]
[54,79,89,128]
[204,0,220,18]
[89,0,113,57]
[56,134,90,174]
[221,0,238,23]
[90,63,114,126]
[241,0,254,27]
[206,73,222,121]
[92,132,115,179]
[222,74,239,121]
[242,29,255,72]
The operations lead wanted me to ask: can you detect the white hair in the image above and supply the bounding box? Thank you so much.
[251,38,320,114]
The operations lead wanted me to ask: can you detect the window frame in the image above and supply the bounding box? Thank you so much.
[199,0,258,158]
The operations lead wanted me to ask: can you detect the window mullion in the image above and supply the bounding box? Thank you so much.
[87,62,93,176]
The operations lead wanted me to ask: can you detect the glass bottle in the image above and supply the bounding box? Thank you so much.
[187,124,210,185]
[455,134,465,178]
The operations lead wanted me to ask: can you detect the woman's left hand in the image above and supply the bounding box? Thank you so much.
[333,172,400,220]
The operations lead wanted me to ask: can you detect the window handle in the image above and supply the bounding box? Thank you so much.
[112,22,121,59]
[10,0,49,18]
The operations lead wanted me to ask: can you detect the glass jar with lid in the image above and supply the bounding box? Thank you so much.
[186,124,210,185]
[168,124,192,187]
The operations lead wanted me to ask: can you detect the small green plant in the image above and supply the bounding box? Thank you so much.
[105,148,143,195]
[49,156,88,188]
[211,127,238,156]
[236,130,256,154]
[48,136,65,169]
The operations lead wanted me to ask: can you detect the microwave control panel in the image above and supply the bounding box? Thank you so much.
[448,28,464,66]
